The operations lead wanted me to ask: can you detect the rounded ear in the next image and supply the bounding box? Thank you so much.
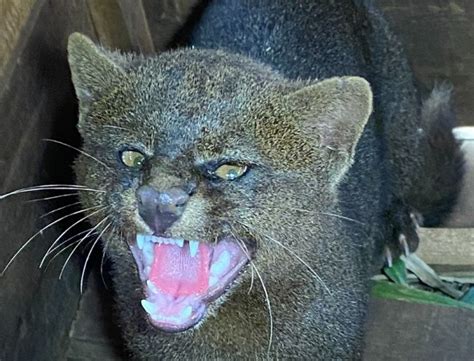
[286,76,373,184]
[67,33,126,106]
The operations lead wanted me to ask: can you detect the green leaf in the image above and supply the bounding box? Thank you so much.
[460,287,474,305]
[383,258,408,285]
[371,281,474,311]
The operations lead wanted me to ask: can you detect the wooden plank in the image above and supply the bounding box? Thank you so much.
[0,0,38,80]
[378,0,474,126]
[364,298,474,361]
[417,228,474,268]
[86,0,132,50]
[444,131,474,228]
[117,0,155,54]
[143,0,199,51]
[0,0,97,360]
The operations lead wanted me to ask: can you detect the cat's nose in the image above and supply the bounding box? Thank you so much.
[136,185,191,235]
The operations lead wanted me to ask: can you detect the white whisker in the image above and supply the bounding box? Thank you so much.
[43,138,113,173]
[0,184,104,200]
[100,226,116,290]
[238,221,332,296]
[235,238,273,356]
[39,206,108,268]
[26,192,80,203]
[40,201,82,219]
[1,205,103,276]
[80,222,112,294]
[45,228,97,259]
[59,216,109,280]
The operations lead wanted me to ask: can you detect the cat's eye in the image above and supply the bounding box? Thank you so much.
[120,150,146,169]
[214,163,248,181]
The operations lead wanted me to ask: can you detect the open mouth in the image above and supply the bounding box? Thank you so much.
[130,234,251,332]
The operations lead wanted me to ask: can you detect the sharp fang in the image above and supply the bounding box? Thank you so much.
[189,241,199,257]
[210,251,231,276]
[141,299,157,315]
[136,234,146,250]
[181,306,192,319]
[209,276,218,287]
[146,280,159,294]
[176,239,185,248]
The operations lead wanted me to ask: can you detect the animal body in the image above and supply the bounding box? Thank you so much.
[66,0,463,359]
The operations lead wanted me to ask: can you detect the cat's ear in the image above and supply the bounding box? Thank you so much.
[67,33,126,105]
[286,76,373,183]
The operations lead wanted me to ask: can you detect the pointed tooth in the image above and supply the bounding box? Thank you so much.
[209,276,218,287]
[147,280,159,294]
[189,241,199,257]
[141,299,157,315]
[151,236,160,243]
[176,239,184,248]
[136,234,146,250]
[142,241,154,267]
[181,305,192,319]
[210,251,231,276]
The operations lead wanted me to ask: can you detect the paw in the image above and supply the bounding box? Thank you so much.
[385,204,420,266]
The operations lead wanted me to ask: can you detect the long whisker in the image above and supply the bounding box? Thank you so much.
[40,201,82,219]
[102,125,134,132]
[1,205,103,276]
[235,237,273,356]
[39,206,109,268]
[100,226,115,290]
[255,205,366,226]
[238,221,332,296]
[45,227,97,259]
[26,192,80,203]
[318,211,365,226]
[80,222,112,294]
[43,138,113,173]
[228,225,254,294]
[0,185,104,200]
[59,216,110,280]
[44,238,94,271]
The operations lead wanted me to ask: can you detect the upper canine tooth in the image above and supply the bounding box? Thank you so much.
[141,299,157,315]
[136,234,146,250]
[189,241,199,257]
[137,234,155,249]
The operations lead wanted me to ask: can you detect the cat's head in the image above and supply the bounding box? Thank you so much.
[67,33,372,337]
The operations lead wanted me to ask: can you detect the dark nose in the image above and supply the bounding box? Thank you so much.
[136,185,191,235]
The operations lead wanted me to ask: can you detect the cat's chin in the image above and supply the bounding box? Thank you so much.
[129,234,252,332]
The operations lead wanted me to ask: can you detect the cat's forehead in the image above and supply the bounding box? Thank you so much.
[115,51,284,156]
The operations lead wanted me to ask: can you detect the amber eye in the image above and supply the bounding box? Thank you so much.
[214,163,248,181]
[120,150,146,169]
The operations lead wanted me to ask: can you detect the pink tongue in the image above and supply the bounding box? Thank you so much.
[149,243,211,296]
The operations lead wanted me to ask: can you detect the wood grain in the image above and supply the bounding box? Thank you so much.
[117,0,155,54]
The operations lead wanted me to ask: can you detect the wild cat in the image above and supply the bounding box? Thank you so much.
[2,0,463,359]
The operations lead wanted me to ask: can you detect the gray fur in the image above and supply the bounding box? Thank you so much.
[67,0,462,359]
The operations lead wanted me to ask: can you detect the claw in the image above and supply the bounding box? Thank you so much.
[384,246,393,268]
[410,212,422,229]
[399,234,410,257]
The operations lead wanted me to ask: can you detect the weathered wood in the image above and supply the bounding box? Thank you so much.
[377,0,474,127]
[417,228,474,268]
[0,1,97,360]
[143,0,199,51]
[0,0,38,79]
[444,129,474,228]
[364,298,474,361]
[86,0,132,50]
[117,0,155,54]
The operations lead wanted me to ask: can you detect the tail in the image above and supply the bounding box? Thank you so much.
[408,84,464,226]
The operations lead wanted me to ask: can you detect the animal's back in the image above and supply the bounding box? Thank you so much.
[185,0,463,257]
